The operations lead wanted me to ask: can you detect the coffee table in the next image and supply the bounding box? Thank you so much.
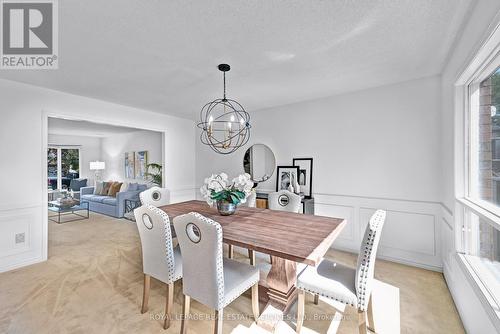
[48,200,89,223]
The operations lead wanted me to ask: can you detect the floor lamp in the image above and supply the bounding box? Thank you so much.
[89,161,105,187]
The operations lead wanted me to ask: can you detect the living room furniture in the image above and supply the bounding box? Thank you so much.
[69,178,88,199]
[255,192,315,214]
[124,198,142,221]
[80,184,146,218]
[173,211,259,334]
[134,204,182,330]
[160,200,346,332]
[295,210,386,334]
[48,200,89,223]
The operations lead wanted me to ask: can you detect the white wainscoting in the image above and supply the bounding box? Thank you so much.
[314,193,444,271]
[0,205,45,273]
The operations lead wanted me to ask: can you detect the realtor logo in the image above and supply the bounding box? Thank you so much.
[1,0,58,69]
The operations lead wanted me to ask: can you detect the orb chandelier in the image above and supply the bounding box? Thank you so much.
[197,64,251,155]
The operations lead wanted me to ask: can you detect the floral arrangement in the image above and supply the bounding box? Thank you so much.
[200,173,254,206]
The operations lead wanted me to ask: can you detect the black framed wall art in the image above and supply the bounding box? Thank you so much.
[293,158,313,198]
[276,166,300,192]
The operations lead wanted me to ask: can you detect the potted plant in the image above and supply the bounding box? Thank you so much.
[145,163,162,186]
[200,172,253,215]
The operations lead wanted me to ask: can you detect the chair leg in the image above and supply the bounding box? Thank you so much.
[367,295,375,332]
[269,255,273,264]
[358,310,367,334]
[249,249,256,266]
[214,309,223,334]
[228,245,234,259]
[313,294,319,305]
[163,283,174,329]
[251,283,260,319]
[141,274,150,314]
[296,289,305,333]
[180,295,191,334]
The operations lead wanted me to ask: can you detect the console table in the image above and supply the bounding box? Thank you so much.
[255,192,314,215]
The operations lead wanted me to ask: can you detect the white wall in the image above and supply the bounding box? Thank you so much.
[440,0,500,332]
[101,130,162,184]
[0,79,196,273]
[196,75,444,270]
[47,134,102,185]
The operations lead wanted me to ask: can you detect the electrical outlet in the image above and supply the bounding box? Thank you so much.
[15,233,25,244]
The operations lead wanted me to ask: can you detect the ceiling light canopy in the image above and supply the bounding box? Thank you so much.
[197,64,251,155]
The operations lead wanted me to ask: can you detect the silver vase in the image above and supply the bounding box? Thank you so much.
[216,200,237,216]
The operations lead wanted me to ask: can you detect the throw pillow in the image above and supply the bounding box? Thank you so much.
[119,182,129,193]
[94,181,104,195]
[101,181,112,195]
[128,182,138,191]
[108,182,123,197]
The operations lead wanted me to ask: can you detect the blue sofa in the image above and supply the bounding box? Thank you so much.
[80,185,146,218]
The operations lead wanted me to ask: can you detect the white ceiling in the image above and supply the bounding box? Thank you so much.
[0,0,474,119]
[48,118,144,137]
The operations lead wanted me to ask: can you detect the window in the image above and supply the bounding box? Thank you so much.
[469,68,500,209]
[463,60,500,315]
[47,147,80,190]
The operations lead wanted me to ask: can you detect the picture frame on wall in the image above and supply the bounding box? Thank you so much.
[276,165,300,192]
[293,158,313,198]
[135,151,148,179]
[125,152,135,179]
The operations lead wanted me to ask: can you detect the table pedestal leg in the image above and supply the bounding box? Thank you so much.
[257,256,297,332]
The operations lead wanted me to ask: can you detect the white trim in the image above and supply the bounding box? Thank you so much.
[41,110,169,262]
[456,253,500,332]
[453,14,500,331]
[457,197,500,230]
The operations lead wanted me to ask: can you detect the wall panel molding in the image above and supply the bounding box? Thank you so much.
[314,193,443,271]
[0,205,43,273]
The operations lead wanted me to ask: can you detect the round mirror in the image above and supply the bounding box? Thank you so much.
[243,144,276,183]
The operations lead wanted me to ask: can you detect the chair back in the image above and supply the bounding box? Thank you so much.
[268,190,301,212]
[134,204,177,283]
[355,209,386,311]
[173,212,224,310]
[139,186,170,207]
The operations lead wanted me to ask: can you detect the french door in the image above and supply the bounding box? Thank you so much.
[47,147,80,190]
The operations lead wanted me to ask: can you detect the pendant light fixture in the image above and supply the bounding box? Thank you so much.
[197,64,251,154]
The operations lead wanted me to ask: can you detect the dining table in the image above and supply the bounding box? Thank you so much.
[159,200,347,332]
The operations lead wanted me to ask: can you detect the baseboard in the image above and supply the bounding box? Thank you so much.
[0,254,46,273]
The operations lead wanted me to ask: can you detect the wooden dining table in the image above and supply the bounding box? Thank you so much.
[159,200,347,332]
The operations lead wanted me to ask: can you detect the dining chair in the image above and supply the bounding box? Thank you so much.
[134,204,182,329]
[173,212,260,334]
[139,186,170,207]
[268,190,301,213]
[295,210,387,334]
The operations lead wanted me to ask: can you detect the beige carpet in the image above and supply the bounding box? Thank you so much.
[0,212,464,333]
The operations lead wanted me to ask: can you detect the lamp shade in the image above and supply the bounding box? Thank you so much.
[89,161,105,170]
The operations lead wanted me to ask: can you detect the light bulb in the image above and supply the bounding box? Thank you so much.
[240,118,244,125]
[209,115,214,124]
[230,115,235,122]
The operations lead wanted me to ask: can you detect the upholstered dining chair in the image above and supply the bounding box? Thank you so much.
[139,186,170,207]
[134,204,182,330]
[173,212,260,334]
[268,190,301,213]
[295,210,387,334]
